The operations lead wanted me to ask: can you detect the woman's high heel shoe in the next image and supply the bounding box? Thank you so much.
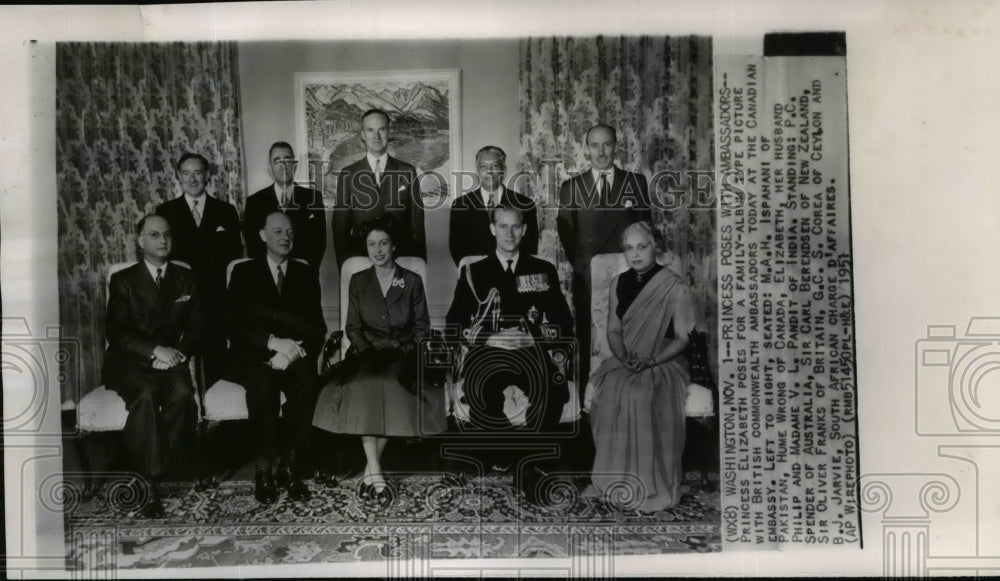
[371,481,391,505]
[358,481,374,500]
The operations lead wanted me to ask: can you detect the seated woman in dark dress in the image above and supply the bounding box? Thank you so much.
[584,221,695,512]
[313,215,446,500]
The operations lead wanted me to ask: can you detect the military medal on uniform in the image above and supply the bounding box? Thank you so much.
[516,272,550,293]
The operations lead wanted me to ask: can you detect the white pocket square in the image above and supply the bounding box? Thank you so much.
[308,213,316,219]
[215,226,226,232]
[175,295,191,303]
[398,185,407,192]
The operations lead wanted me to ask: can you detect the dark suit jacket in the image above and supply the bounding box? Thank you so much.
[157,195,244,300]
[446,254,573,343]
[448,187,539,266]
[244,184,326,268]
[226,257,326,368]
[556,167,652,278]
[346,265,428,353]
[103,262,203,388]
[332,156,425,269]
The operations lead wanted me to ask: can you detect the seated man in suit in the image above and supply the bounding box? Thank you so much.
[449,145,538,265]
[227,211,327,504]
[332,108,426,269]
[244,141,326,269]
[103,213,203,518]
[157,152,244,385]
[446,205,574,502]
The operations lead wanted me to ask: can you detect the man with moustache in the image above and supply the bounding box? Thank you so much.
[449,145,538,265]
[244,141,327,269]
[157,153,243,384]
[446,205,574,503]
[227,211,326,505]
[103,213,202,518]
[332,109,426,269]
[557,124,652,389]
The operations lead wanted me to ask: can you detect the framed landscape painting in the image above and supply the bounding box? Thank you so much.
[295,69,461,208]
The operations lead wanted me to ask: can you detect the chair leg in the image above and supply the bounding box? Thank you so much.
[75,432,100,501]
[194,418,219,491]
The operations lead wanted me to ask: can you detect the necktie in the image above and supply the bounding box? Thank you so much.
[279,189,288,208]
[374,159,382,183]
[192,199,202,226]
[155,267,163,288]
[505,259,514,275]
[599,173,610,204]
[276,265,285,295]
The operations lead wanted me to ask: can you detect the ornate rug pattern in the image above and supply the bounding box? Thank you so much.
[66,473,720,568]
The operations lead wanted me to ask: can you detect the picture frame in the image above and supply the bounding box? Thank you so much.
[294,68,462,208]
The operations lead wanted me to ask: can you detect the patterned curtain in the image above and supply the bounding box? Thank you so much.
[56,42,247,404]
[518,36,717,370]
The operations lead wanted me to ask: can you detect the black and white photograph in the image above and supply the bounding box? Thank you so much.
[3,0,1000,578]
[56,34,726,567]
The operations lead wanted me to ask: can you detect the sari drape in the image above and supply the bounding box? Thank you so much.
[587,268,693,511]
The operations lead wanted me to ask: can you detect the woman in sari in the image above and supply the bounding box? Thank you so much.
[586,221,695,512]
[313,215,446,502]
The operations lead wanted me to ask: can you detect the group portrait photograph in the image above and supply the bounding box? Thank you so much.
[53,34,720,568]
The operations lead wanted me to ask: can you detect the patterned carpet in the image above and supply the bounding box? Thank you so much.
[66,472,720,569]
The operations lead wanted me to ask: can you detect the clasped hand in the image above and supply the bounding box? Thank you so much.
[268,336,306,370]
[152,346,186,370]
[622,352,655,373]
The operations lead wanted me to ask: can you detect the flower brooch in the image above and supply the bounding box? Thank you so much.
[391,277,405,289]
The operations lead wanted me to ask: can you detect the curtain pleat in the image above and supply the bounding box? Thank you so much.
[519,35,717,373]
[56,42,247,403]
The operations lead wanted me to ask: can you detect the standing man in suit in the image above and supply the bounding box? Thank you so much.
[446,205,574,503]
[332,109,426,269]
[227,211,327,505]
[103,213,203,518]
[449,145,539,266]
[157,153,244,385]
[244,141,326,269]
[557,124,652,389]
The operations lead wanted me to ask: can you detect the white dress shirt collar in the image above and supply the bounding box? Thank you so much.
[367,152,389,173]
[496,250,520,272]
[184,193,206,212]
[591,167,615,190]
[266,254,288,287]
[144,260,167,282]
[273,183,295,204]
[481,184,505,207]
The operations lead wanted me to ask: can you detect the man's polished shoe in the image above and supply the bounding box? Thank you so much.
[135,494,165,519]
[286,472,312,502]
[194,474,220,492]
[254,468,278,505]
[277,464,312,502]
[314,467,339,488]
[133,483,166,519]
[519,466,542,505]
